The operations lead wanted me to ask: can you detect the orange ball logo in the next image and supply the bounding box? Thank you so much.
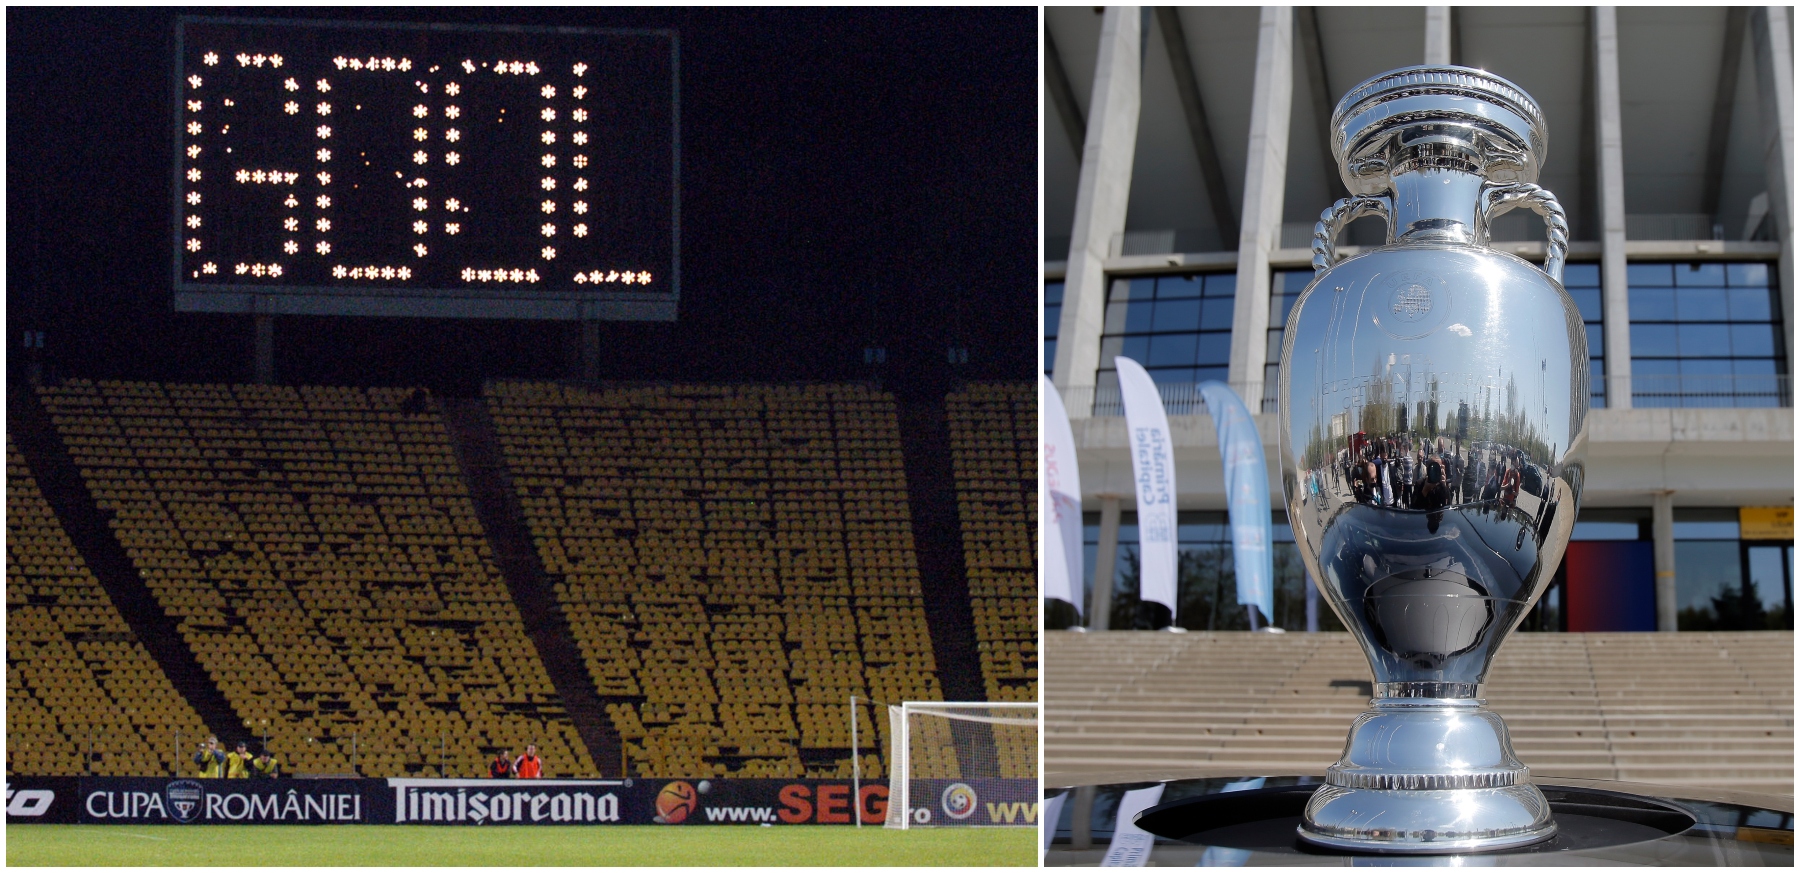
[655,781,698,824]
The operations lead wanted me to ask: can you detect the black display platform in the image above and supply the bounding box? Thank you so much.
[1044,776,1794,866]
[1136,783,1693,854]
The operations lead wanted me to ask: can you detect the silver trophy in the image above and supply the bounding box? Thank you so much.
[1277,67,1585,853]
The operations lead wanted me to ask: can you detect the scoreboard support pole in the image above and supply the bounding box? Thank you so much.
[254,313,275,385]
[581,320,601,382]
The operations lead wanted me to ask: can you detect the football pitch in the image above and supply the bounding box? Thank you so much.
[6,824,1037,866]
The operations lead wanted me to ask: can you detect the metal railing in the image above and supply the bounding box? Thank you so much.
[1627,374,1792,408]
[1060,381,1279,419]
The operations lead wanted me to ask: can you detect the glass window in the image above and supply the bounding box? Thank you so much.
[1671,508,1793,631]
[1630,323,1679,357]
[1563,264,1607,408]
[1677,323,1731,355]
[1265,269,1316,414]
[1197,333,1231,366]
[1080,510,1342,632]
[1044,280,1064,376]
[1153,297,1201,328]
[1728,287,1774,321]
[1199,297,1235,331]
[1627,262,1674,286]
[1630,260,1785,408]
[1675,287,1730,321]
[1097,272,1237,390]
[1676,540,1743,622]
[1674,262,1727,286]
[1158,274,1202,298]
[1629,287,1677,320]
[1569,286,1603,322]
[1124,297,1156,334]
[1147,332,1198,366]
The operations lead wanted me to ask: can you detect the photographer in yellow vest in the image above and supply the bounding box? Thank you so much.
[192,737,225,778]
[226,741,254,778]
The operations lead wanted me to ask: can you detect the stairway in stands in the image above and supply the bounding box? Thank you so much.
[1044,630,1795,794]
[440,397,622,776]
[8,386,243,743]
[892,389,1000,775]
[892,394,985,703]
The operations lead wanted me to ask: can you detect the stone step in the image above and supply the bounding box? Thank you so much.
[1044,630,1793,795]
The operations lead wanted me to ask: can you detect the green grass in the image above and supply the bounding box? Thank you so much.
[6,824,1036,866]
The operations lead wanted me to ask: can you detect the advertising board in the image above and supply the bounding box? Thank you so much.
[9,777,891,826]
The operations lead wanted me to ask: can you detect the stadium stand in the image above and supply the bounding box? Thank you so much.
[1044,630,1795,794]
[9,377,1038,783]
[945,382,1037,779]
[36,380,593,777]
[7,437,212,776]
[486,382,945,780]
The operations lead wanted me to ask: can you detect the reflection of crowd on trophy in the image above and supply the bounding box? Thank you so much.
[1303,432,1544,518]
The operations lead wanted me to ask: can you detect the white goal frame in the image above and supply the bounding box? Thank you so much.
[885,700,1039,830]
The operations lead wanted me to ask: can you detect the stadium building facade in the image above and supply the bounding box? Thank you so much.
[1045,6,1795,633]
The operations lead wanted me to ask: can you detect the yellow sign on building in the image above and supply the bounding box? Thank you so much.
[1739,506,1794,540]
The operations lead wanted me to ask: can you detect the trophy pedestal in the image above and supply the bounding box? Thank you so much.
[1045,775,1796,865]
[1296,697,1556,853]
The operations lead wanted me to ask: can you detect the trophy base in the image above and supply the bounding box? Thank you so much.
[1296,696,1556,853]
[1297,783,1557,853]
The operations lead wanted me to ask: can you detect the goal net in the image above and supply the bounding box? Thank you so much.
[883,701,1039,828]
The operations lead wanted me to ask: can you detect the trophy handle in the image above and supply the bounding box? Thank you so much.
[1477,182,1569,283]
[1311,195,1392,273]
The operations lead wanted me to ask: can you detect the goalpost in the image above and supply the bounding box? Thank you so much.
[882,701,1039,829]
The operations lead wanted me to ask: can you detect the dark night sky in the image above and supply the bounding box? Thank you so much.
[6,7,1036,397]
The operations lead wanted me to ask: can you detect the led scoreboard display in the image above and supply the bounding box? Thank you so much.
[173,19,678,320]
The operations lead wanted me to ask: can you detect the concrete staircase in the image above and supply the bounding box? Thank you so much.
[1045,631,1794,795]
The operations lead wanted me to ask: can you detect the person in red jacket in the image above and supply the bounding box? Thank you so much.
[514,744,542,779]
[489,749,514,779]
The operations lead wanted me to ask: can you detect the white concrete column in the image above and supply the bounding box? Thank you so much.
[1090,495,1123,630]
[1595,7,1633,409]
[1652,490,1677,631]
[1424,7,1453,64]
[1751,6,1795,370]
[1053,7,1143,401]
[1228,6,1294,410]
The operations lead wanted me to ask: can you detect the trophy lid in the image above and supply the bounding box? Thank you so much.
[1331,66,1548,195]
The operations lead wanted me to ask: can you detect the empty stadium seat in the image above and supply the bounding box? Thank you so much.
[37,380,592,777]
[487,382,945,778]
[945,383,1037,778]
[6,437,211,776]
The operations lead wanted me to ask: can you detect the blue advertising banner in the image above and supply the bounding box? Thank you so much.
[76,776,369,824]
[1198,380,1275,625]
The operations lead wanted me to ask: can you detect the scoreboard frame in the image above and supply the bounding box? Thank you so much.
[170,16,680,321]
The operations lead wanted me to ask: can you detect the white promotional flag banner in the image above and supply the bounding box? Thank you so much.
[1040,374,1084,617]
[1114,358,1179,622]
[1099,783,1166,867]
[1041,790,1069,857]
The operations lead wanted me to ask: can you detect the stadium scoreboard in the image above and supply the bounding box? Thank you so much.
[173,18,678,320]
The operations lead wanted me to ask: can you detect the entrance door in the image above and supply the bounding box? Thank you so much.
[1743,543,1794,630]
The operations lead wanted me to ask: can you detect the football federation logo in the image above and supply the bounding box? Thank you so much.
[166,780,204,823]
[1373,270,1451,339]
[654,781,698,824]
[1391,283,1433,320]
[941,783,977,821]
